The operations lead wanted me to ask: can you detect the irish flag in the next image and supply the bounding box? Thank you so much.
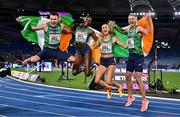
[89,16,154,64]
[18,15,153,64]
[18,15,74,50]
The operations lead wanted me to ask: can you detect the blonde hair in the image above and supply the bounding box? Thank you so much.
[128,13,137,22]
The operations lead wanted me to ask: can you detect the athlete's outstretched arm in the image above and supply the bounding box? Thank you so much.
[89,29,98,41]
[108,21,128,34]
[113,37,127,48]
[31,24,47,31]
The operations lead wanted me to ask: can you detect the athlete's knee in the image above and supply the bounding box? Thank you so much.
[30,58,36,63]
[126,72,132,81]
[31,56,40,63]
[67,55,75,62]
[126,77,131,83]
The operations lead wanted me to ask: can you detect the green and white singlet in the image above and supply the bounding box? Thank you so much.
[75,26,90,44]
[128,26,143,55]
[44,22,62,49]
[100,36,113,55]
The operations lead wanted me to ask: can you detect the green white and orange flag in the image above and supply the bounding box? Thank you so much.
[17,14,153,64]
[89,16,154,64]
[17,14,74,50]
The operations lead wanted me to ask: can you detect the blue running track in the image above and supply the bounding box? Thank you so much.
[0,76,180,117]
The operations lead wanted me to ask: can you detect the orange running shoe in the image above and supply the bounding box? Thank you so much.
[106,87,112,99]
[118,85,124,97]
[140,100,149,112]
[125,96,135,107]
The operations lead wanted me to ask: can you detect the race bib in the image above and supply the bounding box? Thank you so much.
[101,43,112,54]
[49,34,60,44]
[75,31,88,43]
[128,38,134,49]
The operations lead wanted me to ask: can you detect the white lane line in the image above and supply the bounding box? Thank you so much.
[0,95,138,117]
[0,105,8,108]
[5,76,180,102]
[2,86,180,110]
[0,104,74,117]
[4,85,180,108]
[0,115,6,117]
[0,89,180,116]
[3,76,180,102]
[2,81,180,107]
